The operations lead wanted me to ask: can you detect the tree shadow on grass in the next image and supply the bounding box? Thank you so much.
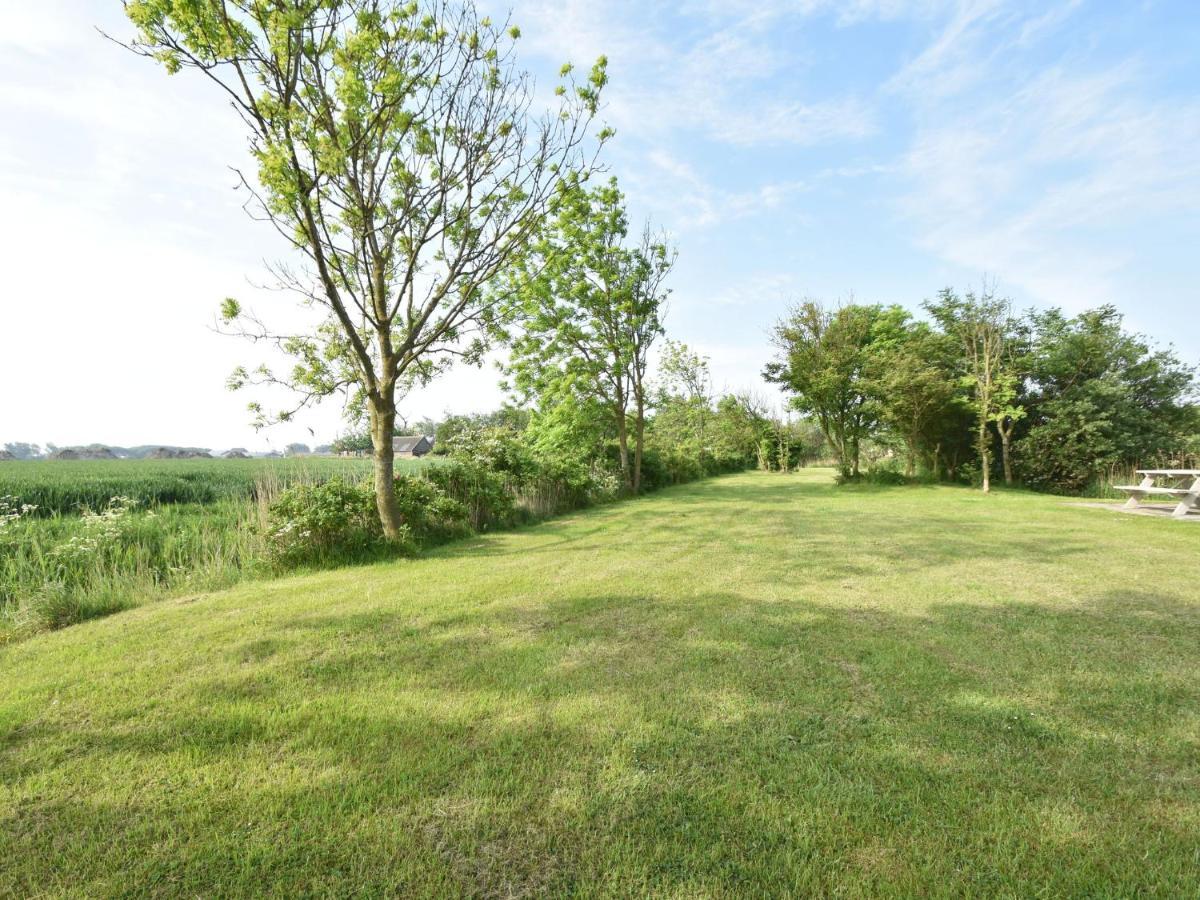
[3,587,1198,896]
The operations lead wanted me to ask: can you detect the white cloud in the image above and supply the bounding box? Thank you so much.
[625,150,808,230]
[894,1,1200,312]
[513,0,876,149]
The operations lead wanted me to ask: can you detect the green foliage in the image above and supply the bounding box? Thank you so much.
[0,457,382,516]
[430,408,532,450]
[765,301,909,477]
[0,497,263,641]
[265,472,473,563]
[863,321,965,477]
[423,460,516,532]
[924,286,1023,491]
[1017,306,1198,493]
[768,289,1196,495]
[266,479,390,565]
[836,459,913,486]
[123,0,608,537]
[1,421,746,640]
[391,474,472,544]
[440,424,537,479]
[501,177,674,493]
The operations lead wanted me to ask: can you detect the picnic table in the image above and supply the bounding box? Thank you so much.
[1114,470,1200,519]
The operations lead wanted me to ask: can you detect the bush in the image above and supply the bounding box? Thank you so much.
[513,455,610,518]
[424,460,515,531]
[442,425,537,479]
[391,474,471,545]
[1016,412,1112,495]
[266,478,390,565]
[836,461,912,486]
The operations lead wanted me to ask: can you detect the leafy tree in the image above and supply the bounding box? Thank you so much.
[122,0,609,540]
[2,443,42,461]
[709,392,773,468]
[865,320,963,477]
[285,443,311,456]
[503,178,675,493]
[765,301,906,478]
[657,340,712,405]
[332,431,372,455]
[1017,306,1197,492]
[650,340,713,455]
[524,391,612,468]
[433,408,531,450]
[925,287,1019,492]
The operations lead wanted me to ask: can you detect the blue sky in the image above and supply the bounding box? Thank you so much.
[1,0,1197,449]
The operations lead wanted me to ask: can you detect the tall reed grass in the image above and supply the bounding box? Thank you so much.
[0,459,428,640]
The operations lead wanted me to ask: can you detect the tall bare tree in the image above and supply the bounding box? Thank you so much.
[121,0,609,538]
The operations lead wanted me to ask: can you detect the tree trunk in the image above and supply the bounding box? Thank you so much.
[632,396,645,494]
[999,424,1014,486]
[830,428,849,479]
[978,419,991,493]
[369,398,404,540]
[615,404,631,493]
[849,435,861,478]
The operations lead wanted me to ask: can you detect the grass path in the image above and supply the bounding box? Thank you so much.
[2,470,1198,896]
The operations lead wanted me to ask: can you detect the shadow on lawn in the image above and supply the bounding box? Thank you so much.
[4,586,1198,896]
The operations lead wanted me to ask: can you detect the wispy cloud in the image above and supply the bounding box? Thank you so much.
[893,1,1200,310]
[513,0,876,150]
[627,150,808,230]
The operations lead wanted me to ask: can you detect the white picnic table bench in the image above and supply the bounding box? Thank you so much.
[1113,470,1200,519]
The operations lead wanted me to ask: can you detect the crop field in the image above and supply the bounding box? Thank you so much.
[0,456,404,515]
[0,457,430,639]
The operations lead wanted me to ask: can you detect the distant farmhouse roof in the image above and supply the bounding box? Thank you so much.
[393,435,433,456]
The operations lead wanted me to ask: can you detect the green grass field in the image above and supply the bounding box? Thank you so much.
[2,469,1198,896]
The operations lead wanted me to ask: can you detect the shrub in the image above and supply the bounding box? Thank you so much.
[442,425,537,479]
[424,460,515,531]
[266,478,390,565]
[513,455,606,518]
[836,461,912,486]
[391,474,471,545]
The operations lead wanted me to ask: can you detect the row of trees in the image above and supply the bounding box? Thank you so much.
[766,289,1198,493]
[335,339,824,485]
[127,0,1192,528]
[129,0,810,537]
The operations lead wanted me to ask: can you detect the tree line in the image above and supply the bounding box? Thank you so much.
[765,289,1198,493]
[124,0,1195,540]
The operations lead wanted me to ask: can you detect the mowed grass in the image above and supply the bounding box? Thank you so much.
[1,470,1198,897]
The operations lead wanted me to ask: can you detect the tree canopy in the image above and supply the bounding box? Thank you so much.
[502,178,674,493]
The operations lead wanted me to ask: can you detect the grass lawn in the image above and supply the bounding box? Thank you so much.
[2,469,1198,896]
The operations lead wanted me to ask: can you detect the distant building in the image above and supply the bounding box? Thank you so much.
[393,435,433,458]
[338,436,434,458]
